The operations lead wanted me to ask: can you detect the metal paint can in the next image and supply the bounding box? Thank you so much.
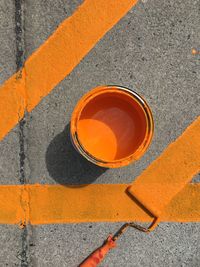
[70,85,154,168]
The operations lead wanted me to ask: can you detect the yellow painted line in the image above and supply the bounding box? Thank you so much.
[0,0,138,140]
[0,184,200,225]
[128,116,200,218]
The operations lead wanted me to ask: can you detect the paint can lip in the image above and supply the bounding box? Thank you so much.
[70,85,154,168]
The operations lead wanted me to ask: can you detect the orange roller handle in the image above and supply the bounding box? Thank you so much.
[79,235,116,267]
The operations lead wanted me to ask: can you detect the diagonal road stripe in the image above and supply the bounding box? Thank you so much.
[0,0,138,140]
[128,116,200,217]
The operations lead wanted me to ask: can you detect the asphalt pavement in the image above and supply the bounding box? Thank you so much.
[0,0,200,266]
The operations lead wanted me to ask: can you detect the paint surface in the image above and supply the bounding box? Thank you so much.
[78,91,147,161]
[0,0,138,141]
[128,116,200,218]
[0,184,200,225]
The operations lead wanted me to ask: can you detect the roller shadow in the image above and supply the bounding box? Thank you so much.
[45,124,107,186]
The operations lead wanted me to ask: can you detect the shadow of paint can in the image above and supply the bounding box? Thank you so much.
[70,85,154,168]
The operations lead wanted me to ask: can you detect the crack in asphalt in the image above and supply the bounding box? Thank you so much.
[15,1,29,266]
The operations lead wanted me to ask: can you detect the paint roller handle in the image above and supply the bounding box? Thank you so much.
[79,235,116,267]
[79,224,130,267]
[79,222,151,266]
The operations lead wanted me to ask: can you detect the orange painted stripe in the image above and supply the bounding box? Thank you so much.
[0,0,138,140]
[0,184,199,225]
[0,71,26,140]
[0,185,24,225]
[128,116,200,218]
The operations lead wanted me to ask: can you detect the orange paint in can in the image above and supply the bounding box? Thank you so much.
[70,86,154,168]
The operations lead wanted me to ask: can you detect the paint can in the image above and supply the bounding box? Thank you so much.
[70,85,154,168]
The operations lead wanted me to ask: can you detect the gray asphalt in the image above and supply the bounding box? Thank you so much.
[0,0,200,266]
